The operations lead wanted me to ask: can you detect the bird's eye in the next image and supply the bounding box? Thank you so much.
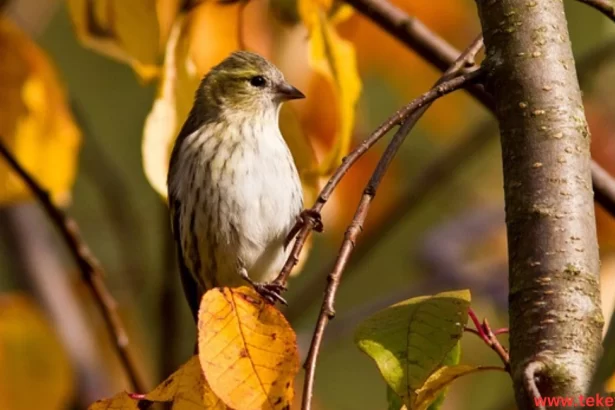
[249,75,267,87]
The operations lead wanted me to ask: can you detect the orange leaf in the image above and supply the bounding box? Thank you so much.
[198,287,299,410]
[0,294,74,410]
[88,356,228,410]
[298,1,361,175]
[0,17,80,206]
[143,1,261,198]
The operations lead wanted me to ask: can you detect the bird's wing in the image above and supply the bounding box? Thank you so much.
[169,197,201,322]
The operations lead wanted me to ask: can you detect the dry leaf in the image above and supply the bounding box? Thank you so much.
[89,356,229,410]
[67,0,182,80]
[0,294,74,410]
[0,17,80,205]
[198,287,299,410]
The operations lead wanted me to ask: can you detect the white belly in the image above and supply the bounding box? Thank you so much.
[183,119,303,288]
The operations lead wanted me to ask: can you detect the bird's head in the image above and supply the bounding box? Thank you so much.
[195,51,304,118]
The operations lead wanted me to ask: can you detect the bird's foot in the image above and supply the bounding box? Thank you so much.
[239,268,287,305]
[284,209,324,248]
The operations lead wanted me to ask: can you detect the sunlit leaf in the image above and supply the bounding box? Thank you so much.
[88,392,138,410]
[142,2,243,198]
[298,0,361,175]
[355,290,470,407]
[88,356,229,410]
[198,287,299,410]
[67,0,182,80]
[147,356,228,409]
[414,365,495,410]
[0,294,74,410]
[0,17,81,206]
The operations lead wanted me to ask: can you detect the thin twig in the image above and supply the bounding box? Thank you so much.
[273,66,485,290]
[577,0,615,22]
[286,120,499,321]
[523,361,547,410]
[0,141,148,393]
[468,307,489,341]
[287,35,615,322]
[592,161,615,216]
[342,0,615,218]
[299,41,484,410]
[483,318,510,371]
[465,311,510,372]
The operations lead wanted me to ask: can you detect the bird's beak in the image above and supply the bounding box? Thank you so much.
[276,82,305,101]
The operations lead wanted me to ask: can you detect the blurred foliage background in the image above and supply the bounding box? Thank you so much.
[0,0,614,409]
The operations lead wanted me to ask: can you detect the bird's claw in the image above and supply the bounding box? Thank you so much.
[239,268,287,305]
[301,209,324,233]
[252,282,287,306]
[284,209,324,248]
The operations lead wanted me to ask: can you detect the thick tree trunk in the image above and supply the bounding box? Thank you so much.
[474,1,603,408]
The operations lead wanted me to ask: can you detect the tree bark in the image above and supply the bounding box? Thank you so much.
[474,1,603,408]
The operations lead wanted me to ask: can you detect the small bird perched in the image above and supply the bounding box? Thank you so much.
[167,51,305,320]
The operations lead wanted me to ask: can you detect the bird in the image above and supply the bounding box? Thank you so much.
[167,51,306,320]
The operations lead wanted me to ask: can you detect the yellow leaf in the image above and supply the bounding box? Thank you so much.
[88,356,229,410]
[0,17,81,205]
[0,294,74,410]
[67,0,181,80]
[412,365,496,410]
[147,356,228,410]
[298,2,361,175]
[88,392,138,410]
[198,287,300,410]
[143,2,242,198]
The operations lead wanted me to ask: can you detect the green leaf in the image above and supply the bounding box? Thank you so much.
[354,290,470,407]
[387,342,461,410]
[387,384,404,410]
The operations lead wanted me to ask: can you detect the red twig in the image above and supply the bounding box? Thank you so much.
[465,310,510,372]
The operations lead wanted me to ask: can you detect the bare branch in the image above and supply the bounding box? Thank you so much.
[285,119,499,322]
[299,41,484,410]
[466,311,510,372]
[577,0,615,22]
[592,161,615,216]
[342,0,615,218]
[274,67,484,289]
[0,141,149,393]
[287,35,615,323]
